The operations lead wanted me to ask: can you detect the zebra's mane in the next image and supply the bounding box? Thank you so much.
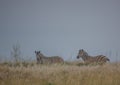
[82,50,89,56]
[38,52,46,58]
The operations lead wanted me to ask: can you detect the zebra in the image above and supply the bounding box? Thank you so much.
[35,51,64,64]
[76,49,110,64]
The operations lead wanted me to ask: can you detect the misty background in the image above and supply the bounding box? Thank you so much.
[0,0,120,62]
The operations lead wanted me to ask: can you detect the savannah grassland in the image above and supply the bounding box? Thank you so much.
[0,62,120,85]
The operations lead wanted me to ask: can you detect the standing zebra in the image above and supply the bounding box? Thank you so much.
[35,51,64,64]
[77,49,110,64]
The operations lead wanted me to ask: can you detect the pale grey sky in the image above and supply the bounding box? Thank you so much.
[0,0,120,61]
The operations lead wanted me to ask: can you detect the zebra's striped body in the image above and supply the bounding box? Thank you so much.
[77,49,110,64]
[35,51,64,64]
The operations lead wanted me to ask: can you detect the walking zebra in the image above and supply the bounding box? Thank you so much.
[35,51,64,64]
[76,49,110,64]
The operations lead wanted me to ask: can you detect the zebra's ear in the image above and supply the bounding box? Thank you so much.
[39,51,40,53]
[79,49,83,51]
[79,49,84,52]
[35,51,37,53]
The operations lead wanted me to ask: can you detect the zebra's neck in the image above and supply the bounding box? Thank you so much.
[81,54,90,61]
[39,53,46,58]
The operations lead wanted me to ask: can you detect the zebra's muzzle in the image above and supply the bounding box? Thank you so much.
[77,56,79,59]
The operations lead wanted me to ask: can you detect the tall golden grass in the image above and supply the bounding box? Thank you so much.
[0,62,120,85]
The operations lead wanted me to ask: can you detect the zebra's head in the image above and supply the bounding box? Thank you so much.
[77,49,88,59]
[35,50,45,58]
[35,51,45,64]
[35,51,40,55]
[35,51,41,60]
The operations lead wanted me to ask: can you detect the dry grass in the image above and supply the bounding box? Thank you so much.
[0,62,120,85]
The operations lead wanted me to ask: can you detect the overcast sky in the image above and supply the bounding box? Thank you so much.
[0,0,120,62]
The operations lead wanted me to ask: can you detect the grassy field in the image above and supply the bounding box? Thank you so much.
[0,62,120,85]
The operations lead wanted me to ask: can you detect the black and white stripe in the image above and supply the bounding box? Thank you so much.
[35,51,64,64]
[77,49,110,64]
